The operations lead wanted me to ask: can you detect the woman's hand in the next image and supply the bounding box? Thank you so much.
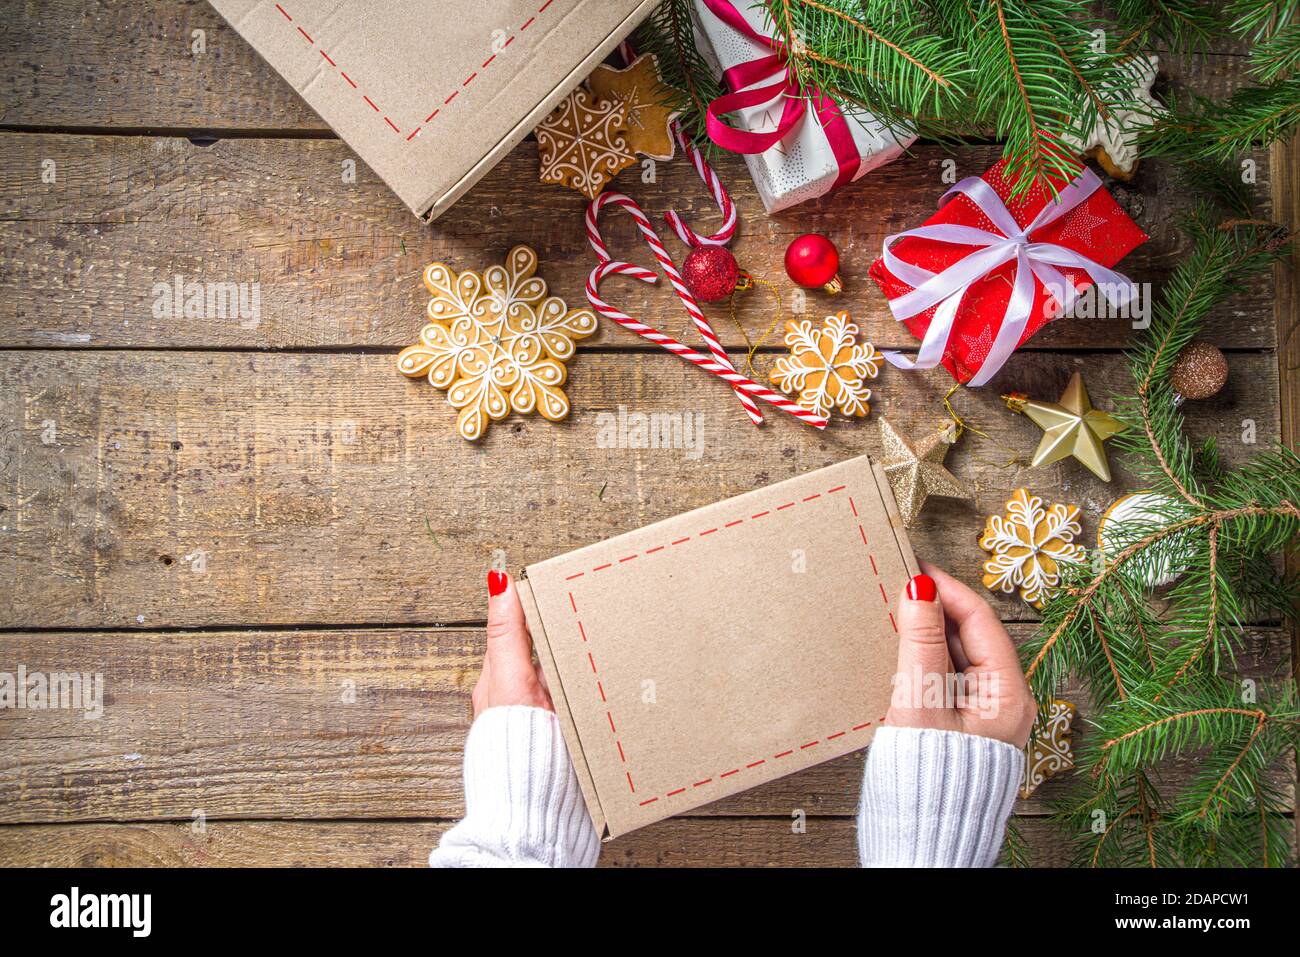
[472,570,554,717]
[886,561,1035,749]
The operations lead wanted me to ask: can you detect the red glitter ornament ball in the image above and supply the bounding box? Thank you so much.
[682,246,741,302]
[785,233,842,293]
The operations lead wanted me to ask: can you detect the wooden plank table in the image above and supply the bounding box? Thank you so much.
[0,3,1295,866]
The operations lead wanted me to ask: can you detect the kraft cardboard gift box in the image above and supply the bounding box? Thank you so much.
[210,0,658,220]
[518,455,918,839]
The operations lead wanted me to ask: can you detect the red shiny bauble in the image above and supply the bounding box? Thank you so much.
[682,246,740,302]
[784,233,842,293]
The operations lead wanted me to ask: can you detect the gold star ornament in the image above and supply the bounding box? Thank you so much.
[879,417,973,527]
[1003,372,1126,481]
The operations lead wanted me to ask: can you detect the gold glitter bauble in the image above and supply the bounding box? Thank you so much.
[1170,341,1228,401]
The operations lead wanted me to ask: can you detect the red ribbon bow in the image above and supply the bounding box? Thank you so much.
[702,0,859,190]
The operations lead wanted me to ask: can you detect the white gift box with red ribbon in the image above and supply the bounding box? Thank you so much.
[691,0,915,213]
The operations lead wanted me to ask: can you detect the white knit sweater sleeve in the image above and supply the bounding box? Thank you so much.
[857,726,1024,867]
[429,705,600,868]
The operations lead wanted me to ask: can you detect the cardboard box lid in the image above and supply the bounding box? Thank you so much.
[210,0,658,220]
[519,455,919,839]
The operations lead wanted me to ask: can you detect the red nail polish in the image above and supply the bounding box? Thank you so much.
[906,574,936,602]
[487,570,508,597]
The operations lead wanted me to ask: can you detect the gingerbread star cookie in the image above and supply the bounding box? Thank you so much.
[1060,54,1162,180]
[1020,699,1077,798]
[397,245,598,441]
[588,53,680,161]
[535,86,636,200]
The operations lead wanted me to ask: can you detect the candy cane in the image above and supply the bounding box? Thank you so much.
[586,260,827,428]
[614,37,735,248]
[664,125,737,247]
[587,191,763,425]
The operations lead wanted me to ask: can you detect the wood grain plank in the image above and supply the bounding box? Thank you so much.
[0,132,1274,350]
[0,625,1290,824]
[0,1,1257,130]
[0,350,1280,629]
[0,814,1291,868]
[1270,136,1300,859]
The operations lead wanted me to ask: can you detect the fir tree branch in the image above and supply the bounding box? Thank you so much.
[1026,507,1294,681]
[1193,710,1267,820]
[790,0,956,90]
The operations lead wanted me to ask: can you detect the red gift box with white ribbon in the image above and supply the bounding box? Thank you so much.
[869,159,1149,386]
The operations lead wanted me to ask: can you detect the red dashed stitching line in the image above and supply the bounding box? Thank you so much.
[565,480,898,809]
[567,484,861,577]
[275,1,557,138]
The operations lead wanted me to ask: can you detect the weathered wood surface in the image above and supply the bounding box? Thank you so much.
[0,2,1292,869]
[0,350,1279,629]
[0,1,1257,131]
[0,817,1099,867]
[1271,137,1300,856]
[0,132,1274,350]
[0,625,1290,824]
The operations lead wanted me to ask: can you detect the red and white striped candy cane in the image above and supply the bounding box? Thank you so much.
[586,259,827,429]
[664,125,737,248]
[613,40,735,247]
[586,191,763,425]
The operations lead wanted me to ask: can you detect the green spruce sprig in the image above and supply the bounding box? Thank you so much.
[636,0,1160,198]
[1020,203,1300,868]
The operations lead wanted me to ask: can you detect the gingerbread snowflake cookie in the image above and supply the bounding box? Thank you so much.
[535,86,636,200]
[769,312,883,419]
[1021,699,1076,798]
[397,245,598,441]
[979,488,1086,608]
